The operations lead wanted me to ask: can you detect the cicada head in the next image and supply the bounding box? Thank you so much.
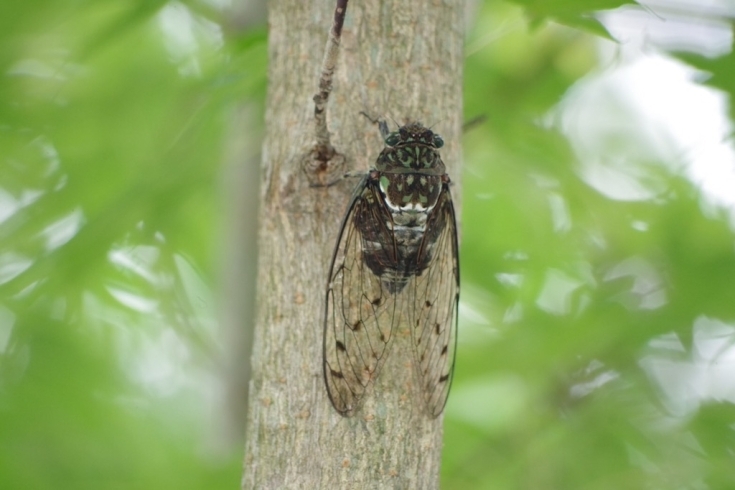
[375,123,446,175]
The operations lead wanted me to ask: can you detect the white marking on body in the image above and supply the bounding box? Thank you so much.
[383,195,435,214]
[383,196,403,212]
[393,223,425,232]
[364,240,383,251]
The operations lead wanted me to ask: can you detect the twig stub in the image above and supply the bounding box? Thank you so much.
[306,0,349,186]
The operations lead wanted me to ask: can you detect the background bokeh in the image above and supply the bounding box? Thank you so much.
[2,1,735,489]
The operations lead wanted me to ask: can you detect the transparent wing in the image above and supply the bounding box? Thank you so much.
[407,184,460,417]
[323,177,401,416]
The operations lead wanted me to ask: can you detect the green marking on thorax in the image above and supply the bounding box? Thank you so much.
[400,150,412,167]
[379,175,390,193]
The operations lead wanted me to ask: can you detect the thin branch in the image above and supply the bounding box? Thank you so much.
[462,114,487,133]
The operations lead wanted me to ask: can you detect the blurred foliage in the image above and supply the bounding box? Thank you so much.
[0,1,265,489]
[444,1,735,489]
[2,0,735,489]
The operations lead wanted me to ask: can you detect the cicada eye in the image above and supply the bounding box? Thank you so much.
[432,134,444,148]
[385,132,401,146]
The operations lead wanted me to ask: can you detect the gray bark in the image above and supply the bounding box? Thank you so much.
[242,0,464,488]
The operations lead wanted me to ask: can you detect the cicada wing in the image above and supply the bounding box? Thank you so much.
[407,184,460,417]
[323,177,400,416]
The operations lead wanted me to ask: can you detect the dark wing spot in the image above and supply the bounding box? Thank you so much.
[351,320,362,331]
[425,300,432,308]
[415,319,420,327]
[331,369,344,379]
[439,374,449,383]
[379,333,386,342]
[435,323,441,335]
[336,341,346,352]
[441,344,448,356]
[372,297,382,306]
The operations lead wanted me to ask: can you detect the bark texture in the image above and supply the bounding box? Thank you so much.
[242,1,463,488]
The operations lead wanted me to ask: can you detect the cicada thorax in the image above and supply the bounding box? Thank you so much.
[357,123,449,293]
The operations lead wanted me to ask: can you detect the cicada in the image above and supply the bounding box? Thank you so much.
[323,120,459,417]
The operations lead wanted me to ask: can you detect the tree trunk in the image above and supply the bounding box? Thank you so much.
[242,0,463,488]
